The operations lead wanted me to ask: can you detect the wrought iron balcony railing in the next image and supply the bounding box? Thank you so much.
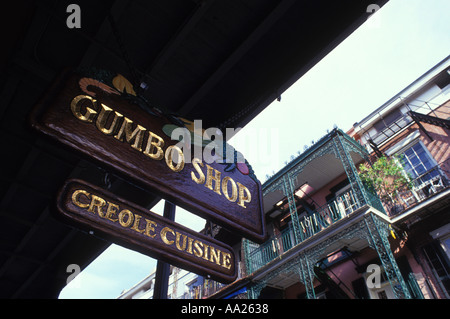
[382,160,450,217]
[246,160,450,274]
[247,188,362,274]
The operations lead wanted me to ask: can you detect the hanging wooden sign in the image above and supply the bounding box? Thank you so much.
[56,179,237,283]
[29,69,266,243]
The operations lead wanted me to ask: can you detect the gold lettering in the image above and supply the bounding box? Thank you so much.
[175,232,187,251]
[205,164,221,195]
[105,202,119,222]
[187,237,194,254]
[191,157,205,184]
[70,95,98,122]
[96,103,124,135]
[209,246,221,266]
[71,189,90,208]
[70,188,236,270]
[165,145,185,172]
[88,194,106,217]
[202,244,210,261]
[161,227,175,245]
[222,252,232,269]
[193,240,203,257]
[143,131,165,160]
[144,219,157,238]
[131,213,145,233]
[114,117,146,151]
[222,176,238,202]
[237,182,251,208]
[118,209,134,227]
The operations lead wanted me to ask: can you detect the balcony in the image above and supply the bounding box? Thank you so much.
[382,159,450,217]
[361,98,446,153]
[246,129,384,275]
[246,160,450,275]
[370,112,413,148]
[232,130,420,299]
[247,188,364,273]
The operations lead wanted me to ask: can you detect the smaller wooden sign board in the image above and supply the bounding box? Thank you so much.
[56,179,237,283]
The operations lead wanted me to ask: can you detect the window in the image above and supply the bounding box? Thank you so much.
[392,139,448,200]
[423,242,450,298]
[398,142,438,181]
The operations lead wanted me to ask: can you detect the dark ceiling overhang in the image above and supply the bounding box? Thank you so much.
[0,0,388,298]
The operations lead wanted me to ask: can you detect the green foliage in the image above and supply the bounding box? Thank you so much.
[359,155,413,204]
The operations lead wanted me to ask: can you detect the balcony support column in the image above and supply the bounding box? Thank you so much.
[333,133,369,207]
[296,254,316,299]
[364,213,412,299]
[282,174,302,244]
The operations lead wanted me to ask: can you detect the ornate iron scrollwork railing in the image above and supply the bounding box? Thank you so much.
[246,188,361,274]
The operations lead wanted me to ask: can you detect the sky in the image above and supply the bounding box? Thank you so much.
[58,0,450,299]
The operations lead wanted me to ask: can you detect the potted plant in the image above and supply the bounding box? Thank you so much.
[359,155,413,216]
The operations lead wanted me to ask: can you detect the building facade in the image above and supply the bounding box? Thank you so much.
[208,57,450,299]
[118,266,203,299]
[347,58,450,299]
[120,58,450,300]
